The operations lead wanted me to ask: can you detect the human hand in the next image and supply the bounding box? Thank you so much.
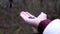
[20,11,47,28]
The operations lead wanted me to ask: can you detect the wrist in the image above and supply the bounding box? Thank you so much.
[34,18,47,28]
[37,19,51,33]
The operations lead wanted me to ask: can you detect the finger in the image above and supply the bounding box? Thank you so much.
[37,12,47,18]
[25,12,36,18]
[21,11,31,17]
[36,12,47,21]
[22,11,31,17]
[20,11,29,20]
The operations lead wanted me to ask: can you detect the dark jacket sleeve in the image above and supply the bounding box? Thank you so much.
[37,19,51,34]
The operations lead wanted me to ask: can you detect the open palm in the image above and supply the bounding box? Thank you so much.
[20,11,47,28]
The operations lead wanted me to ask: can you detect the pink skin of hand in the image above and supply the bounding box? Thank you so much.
[20,11,47,28]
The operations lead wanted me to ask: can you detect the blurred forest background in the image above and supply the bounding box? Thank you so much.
[0,0,60,34]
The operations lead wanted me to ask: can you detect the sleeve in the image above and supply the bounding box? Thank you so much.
[37,19,51,34]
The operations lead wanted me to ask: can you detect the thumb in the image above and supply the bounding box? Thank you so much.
[37,12,47,21]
